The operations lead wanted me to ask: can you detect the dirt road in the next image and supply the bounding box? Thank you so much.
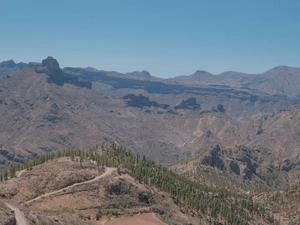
[25,167,116,205]
[5,202,28,225]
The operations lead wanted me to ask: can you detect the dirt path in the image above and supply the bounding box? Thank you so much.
[25,167,116,205]
[16,169,26,178]
[5,202,28,225]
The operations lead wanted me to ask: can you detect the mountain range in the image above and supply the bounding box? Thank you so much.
[1,57,300,170]
[1,56,300,224]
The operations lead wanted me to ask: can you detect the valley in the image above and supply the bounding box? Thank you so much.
[1,57,300,224]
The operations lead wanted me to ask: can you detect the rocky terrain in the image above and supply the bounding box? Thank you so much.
[172,145,300,190]
[63,65,300,117]
[1,57,300,174]
[1,57,300,224]
[0,154,200,225]
[2,146,300,225]
[3,59,300,117]
[0,201,16,225]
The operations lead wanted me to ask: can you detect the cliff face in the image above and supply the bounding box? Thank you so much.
[35,56,92,88]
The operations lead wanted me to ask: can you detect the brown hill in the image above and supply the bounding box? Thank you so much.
[0,155,200,225]
[3,145,299,225]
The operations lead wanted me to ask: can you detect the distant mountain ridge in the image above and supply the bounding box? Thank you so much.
[67,66,300,117]
[2,59,300,97]
[169,65,300,97]
[2,59,300,117]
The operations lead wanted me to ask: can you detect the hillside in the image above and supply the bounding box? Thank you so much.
[172,145,300,190]
[0,145,275,225]
[64,66,300,118]
[1,57,300,225]
[0,58,195,168]
[1,57,300,173]
[2,145,300,225]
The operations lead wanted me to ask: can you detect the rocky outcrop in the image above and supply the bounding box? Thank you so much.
[35,56,91,88]
[174,98,200,110]
[126,70,151,77]
[107,178,134,195]
[0,60,27,77]
[201,145,224,170]
[280,159,294,172]
[0,60,17,68]
[229,160,240,175]
[138,191,152,204]
[217,104,225,113]
[235,155,258,179]
[123,94,170,109]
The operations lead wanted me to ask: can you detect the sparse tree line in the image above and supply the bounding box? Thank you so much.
[0,143,282,224]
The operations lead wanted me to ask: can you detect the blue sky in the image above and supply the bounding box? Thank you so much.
[1,0,299,78]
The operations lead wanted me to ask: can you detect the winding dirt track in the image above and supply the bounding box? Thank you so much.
[5,202,28,225]
[25,167,116,205]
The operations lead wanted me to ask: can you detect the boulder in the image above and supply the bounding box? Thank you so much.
[201,145,224,170]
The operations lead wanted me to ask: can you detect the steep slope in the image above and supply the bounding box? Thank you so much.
[64,66,300,117]
[172,144,300,190]
[171,145,300,225]
[251,66,300,97]
[1,57,300,175]
[2,63,300,171]
[0,63,196,169]
[181,109,300,159]
[0,146,274,225]
[0,152,201,225]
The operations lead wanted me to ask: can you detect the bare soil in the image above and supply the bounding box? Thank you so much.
[4,203,28,225]
[105,213,167,225]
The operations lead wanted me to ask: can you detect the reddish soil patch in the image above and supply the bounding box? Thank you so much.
[105,213,167,225]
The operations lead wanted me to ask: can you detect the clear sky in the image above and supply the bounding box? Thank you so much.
[1,0,300,78]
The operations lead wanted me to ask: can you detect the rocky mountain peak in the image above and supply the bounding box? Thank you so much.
[264,65,300,76]
[194,70,211,75]
[41,56,60,72]
[35,56,62,75]
[0,60,17,68]
[126,70,152,77]
[141,70,151,76]
[35,57,92,88]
